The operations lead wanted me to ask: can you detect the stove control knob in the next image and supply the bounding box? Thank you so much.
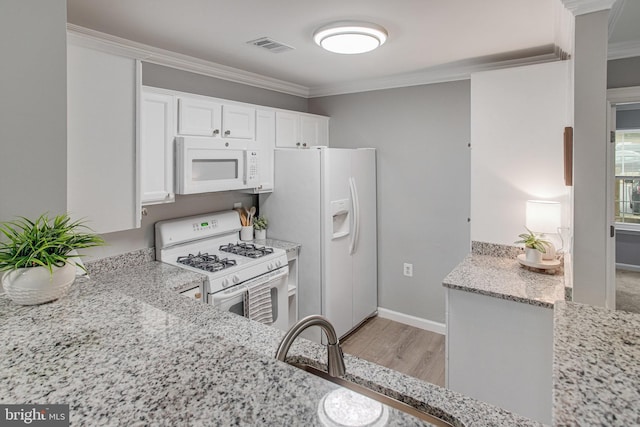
[232,274,240,284]
[275,260,282,268]
[222,278,230,287]
[267,263,273,271]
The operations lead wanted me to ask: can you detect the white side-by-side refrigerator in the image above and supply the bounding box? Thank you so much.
[260,147,377,342]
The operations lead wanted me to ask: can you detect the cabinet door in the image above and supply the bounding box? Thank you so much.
[177,97,222,137]
[222,104,255,139]
[67,43,140,233]
[275,111,299,147]
[300,115,322,147]
[141,90,175,205]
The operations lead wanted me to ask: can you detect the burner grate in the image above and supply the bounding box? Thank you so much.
[219,243,274,258]
[177,252,237,272]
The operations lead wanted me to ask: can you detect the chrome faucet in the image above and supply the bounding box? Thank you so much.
[275,315,346,377]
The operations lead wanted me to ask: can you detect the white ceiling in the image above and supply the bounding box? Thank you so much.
[66,0,640,95]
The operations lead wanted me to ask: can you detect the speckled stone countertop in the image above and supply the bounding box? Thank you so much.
[0,260,540,426]
[443,254,565,308]
[553,301,640,426]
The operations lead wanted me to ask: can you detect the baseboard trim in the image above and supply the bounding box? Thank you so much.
[377,307,446,335]
[616,263,640,272]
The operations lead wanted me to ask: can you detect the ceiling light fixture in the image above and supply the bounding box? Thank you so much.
[313,21,388,55]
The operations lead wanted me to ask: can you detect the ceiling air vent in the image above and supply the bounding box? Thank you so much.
[247,37,294,53]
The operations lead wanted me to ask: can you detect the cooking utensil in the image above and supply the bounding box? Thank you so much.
[248,206,256,225]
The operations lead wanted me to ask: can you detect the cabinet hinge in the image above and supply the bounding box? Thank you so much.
[610,131,615,143]
[610,225,615,238]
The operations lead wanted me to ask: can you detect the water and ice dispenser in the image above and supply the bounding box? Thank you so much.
[331,199,350,239]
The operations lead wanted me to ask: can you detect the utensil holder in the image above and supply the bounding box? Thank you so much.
[240,226,253,241]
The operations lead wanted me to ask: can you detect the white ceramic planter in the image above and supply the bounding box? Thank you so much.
[254,229,266,240]
[525,247,543,264]
[2,263,76,305]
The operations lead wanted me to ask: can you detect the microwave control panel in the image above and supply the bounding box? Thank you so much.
[245,150,259,186]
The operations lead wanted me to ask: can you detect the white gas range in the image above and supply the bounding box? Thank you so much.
[155,210,289,331]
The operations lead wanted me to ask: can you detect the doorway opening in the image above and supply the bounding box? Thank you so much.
[607,86,640,314]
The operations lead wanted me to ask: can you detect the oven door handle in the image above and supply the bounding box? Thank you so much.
[211,285,247,303]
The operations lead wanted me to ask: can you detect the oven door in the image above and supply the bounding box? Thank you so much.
[176,137,258,194]
[209,266,289,331]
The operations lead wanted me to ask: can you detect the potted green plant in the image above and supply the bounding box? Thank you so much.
[515,227,549,263]
[0,213,104,305]
[253,215,268,240]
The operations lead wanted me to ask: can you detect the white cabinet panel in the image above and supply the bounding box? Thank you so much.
[222,104,255,139]
[177,98,222,137]
[446,288,553,424]
[275,111,328,148]
[141,89,175,205]
[67,43,140,234]
[275,111,299,147]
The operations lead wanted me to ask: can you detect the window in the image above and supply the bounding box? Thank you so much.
[614,129,640,226]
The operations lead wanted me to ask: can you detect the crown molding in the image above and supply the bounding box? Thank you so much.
[68,24,566,100]
[608,39,640,60]
[308,51,562,98]
[561,0,617,16]
[66,24,310,98]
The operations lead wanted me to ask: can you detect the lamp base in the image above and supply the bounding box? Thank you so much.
[542,242,557,260]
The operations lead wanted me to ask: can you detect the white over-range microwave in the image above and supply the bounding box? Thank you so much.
[175,137,259,194]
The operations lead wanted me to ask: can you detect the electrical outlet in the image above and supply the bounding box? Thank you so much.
[233,202,242,209]
[403,263,413,277]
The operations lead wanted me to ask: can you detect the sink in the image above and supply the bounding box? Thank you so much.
[291,363,455,427]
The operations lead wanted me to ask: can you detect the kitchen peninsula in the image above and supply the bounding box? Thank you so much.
[0,254,538,427]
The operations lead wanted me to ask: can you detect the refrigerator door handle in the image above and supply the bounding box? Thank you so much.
[349,177,360,255]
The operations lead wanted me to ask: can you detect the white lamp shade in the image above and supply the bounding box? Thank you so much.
[526,200,561,233]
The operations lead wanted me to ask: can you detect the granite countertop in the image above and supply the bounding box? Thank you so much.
[0,259,541,426]
[443,254,565,308]
[553,301,640,426]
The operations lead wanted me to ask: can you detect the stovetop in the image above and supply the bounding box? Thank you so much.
[155,211,288,293]
[177,252,237,273]
[219,242,274,259]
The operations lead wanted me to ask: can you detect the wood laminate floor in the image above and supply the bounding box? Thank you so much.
[341,316,446,387]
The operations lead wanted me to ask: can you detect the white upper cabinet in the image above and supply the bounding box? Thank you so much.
[67,41,140,234]
[140,88,175,205]
[177,98,222,137]
[222,104,256,139]
[275,111,328,148]
[178,97,255,140]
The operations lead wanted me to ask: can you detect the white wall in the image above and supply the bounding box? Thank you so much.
[572,10,610,307]
[309,81,470,325]
[470,61,571,246]
[0,0,68,222]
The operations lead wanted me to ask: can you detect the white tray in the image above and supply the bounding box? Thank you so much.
[517,254,561,270]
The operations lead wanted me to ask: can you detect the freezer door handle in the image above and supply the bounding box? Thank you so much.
[349,177,360,255]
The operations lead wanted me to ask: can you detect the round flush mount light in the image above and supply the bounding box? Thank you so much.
[313,21,388,54]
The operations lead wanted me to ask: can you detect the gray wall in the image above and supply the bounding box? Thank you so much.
[0,0,68,222]
[142,63,308,112]
[308,81,471,324]
[608,56,640,89]
[86,63,309,259]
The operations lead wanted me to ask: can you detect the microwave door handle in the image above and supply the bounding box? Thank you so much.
[212,285,247,304]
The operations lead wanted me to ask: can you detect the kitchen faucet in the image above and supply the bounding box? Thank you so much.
[275,315,346,377]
